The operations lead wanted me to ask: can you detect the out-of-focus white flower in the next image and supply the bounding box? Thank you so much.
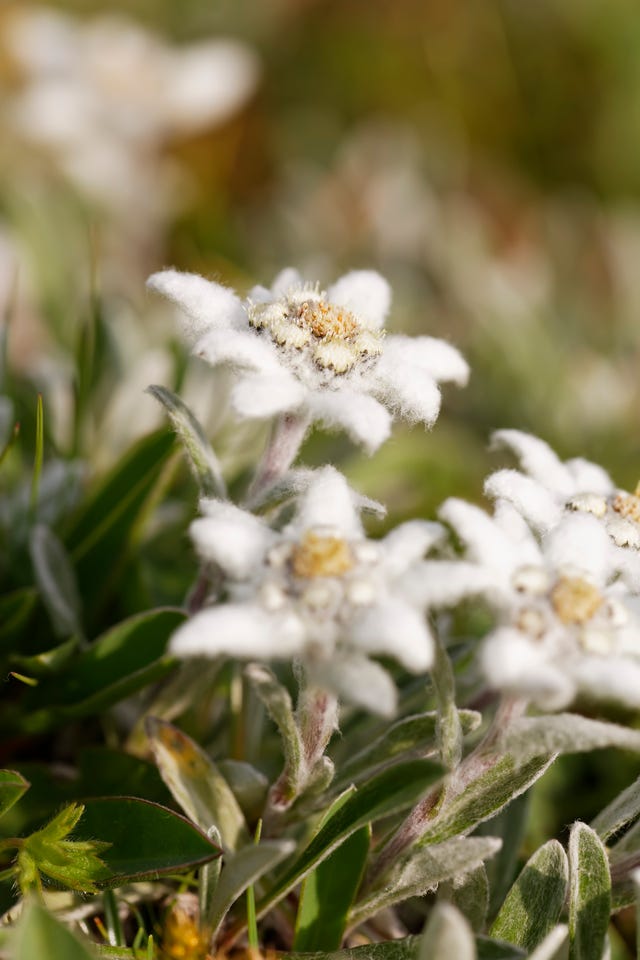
[4,7,259,213]
[423,497,640,710]
[170,467,443,716]
[484,430,640,587]
[147,267,468,453]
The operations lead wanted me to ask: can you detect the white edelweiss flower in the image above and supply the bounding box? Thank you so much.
[484,429,640,589]
[423,497,640,711]
[147,267,469,453]
[170,466,444,716]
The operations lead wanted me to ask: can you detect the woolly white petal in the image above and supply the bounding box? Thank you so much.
[170,605,306,659]
[484,469,562,534]
[492,501,544,565]
[405,561,501,608]
[381,521,446,578]
[311,653,398,717]
[307,388,392,454]
[195,327,282,374]
[327,270,391,331]
[147,270,245,342]
[231,372,306,419]
[291,466,364,539]
[565,457,615,496]
[190,501,273,579]
[481,628,574,708]
[383,335,469,386]
[350,599,434,672]
[543,514,616,585]
[372,359,441,426]
[439,498,519,579]
[270,268,303,298]
[571,656,640,710]
[491,430,575,496]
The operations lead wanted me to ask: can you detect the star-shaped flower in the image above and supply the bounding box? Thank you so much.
[170,467,443,715]
[147,267,468,453]
[484,429,640,588]
[419,497,640,711]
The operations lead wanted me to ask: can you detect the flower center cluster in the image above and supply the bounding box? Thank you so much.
[549,576,603,625]
[248,285,384,375]
[511,565,613,646]
[612,483,640,525]
[290,531,355,579]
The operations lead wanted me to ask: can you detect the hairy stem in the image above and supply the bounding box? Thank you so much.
[245,412,310,507]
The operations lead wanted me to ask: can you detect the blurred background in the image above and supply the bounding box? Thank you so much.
[2,2,640,950]
[3,0,640,516]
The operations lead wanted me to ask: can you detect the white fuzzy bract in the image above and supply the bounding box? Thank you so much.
[147,267,469,453]
[484,429,640,589]
[170,467,443,715]
[426,496,640,711]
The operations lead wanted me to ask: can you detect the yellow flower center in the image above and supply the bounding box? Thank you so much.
[290,531,355,579]
[298,299,360,340]
[550,576,604,625]
[612,482,640,524]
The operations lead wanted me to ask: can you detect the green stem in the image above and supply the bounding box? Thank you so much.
[431,624,462,770]
[246,820,263,950]
[103,889,125,947]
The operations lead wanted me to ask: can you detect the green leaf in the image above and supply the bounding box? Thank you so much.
[490,840,569,951]
[146,717,248,852]
[255,759,444,923]
[279,935,524,960]
[206,839,295,934]
[146,385,225,497]
[352,836,501,927]
[0,588,38,652]
[568,823,611,960]
[295,825,370,951]
[333,710,481,790]
[478,791,531,922]
[502,714,640,760]
[21,609,184,732]
[418,903,475,960]
[419,754,554,845]
[64,429,175,620]
[12,637,78,678]
[591,773,640,842]
[244,663,303,806]
[18,803,110,894]
[72,797,221,885]
[29,525,83,638]
[445,864,489,933]
[218,760,268,823]
[0,769,30,820]
[13,900,97,959]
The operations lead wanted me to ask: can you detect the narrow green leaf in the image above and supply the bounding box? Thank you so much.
[206,839,294,935]
[244,663,303,805]
[72,797,221,885]
[218,760,268,823]
[29,393,44,517]
[29,525,83,638]
[334,710,481,790]
[0,769,30,820]
[419,902,476,960]
[479,791,531,922]
[11,637,79,678]
[0,420,20,470]
[295,825,370,951]
[444,863,489,933]
[490,840,568,951]
[568,822,611,960]
[280,937,523,960]
[146,717,248,852]
[419,754,554,845]
[146,385,225,497]
[256,759,444,923]
[14,901,97,959]
[352,836,501,927]
[502,714,640,760]
[591,773,640,842]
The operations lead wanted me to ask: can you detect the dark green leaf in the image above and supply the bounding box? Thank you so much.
[73,797,221,885]
[445,863,489,933]
[0,769,30,820]
[29,525,83,638]
[12,637,78,677]
[295,825,370,951]
[591,773,640,842]
[490,840,568,951]
[280,935,524,960]
[568,822,611,960]
[0,588,38,652]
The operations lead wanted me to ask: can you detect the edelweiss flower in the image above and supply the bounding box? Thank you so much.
[147,267,468,453]
[484,430,640,587]
[424,497,640,710]
[170,467,443,715]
